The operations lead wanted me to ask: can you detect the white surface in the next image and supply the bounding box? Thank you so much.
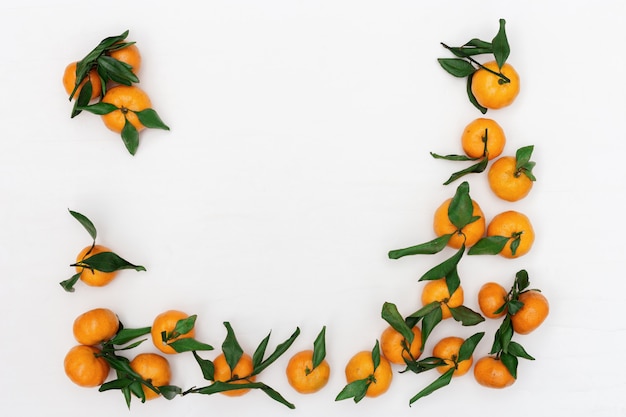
[1,1,625,416]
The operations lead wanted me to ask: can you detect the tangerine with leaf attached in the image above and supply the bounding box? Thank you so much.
[477,282,508,319]
[510,290,549,335]
[471,61,520,110]
[101,85,152,133]
[150,310,196,354]
[64,345,110,388]
[72,307,119,346]
[75,244,118,287]
[63,61,102,101]
[486,210,535,258]
[433,198,485,248]
[473,356,516,388]
[213,353,256,397]
[380,325,422,365]
[129,353,172,400]
[421,278,464,320]
[432,336,473,376]
[286,350,331,394]
[461,118,506,160]
[344,350,393,398]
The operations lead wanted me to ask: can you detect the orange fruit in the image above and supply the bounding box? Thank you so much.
[344,350,393,398]
[213,353,256,397]
[461,118,506,160]
[510,290,549,335]
[471,61,520,110]
[285,350,331,394]
[380,325,422,365]
[477,282,508,319]
[433,198,485,248]
[488,156,533,202]
[486,210,535,258]
[100,85,152,133]
[432,336,473,376]
[150,310,195,355]
[129,353,172,400]
[64,345,110,388]
[72,308,120,346]
[421,278,464,320]
[473,356,515,388]
[108,43,142,74]
[75,244,118,287]
[62,61,102,100]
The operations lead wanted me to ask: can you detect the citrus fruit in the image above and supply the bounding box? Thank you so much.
[64,345,110,388]
[100,85,152,133]
[473,356,515,388]
[433,198,485,248]
[421,278,464,320]
[108,43,142,74]
[285,350,331,394]
[471,61,520,110]
[62,61,102,100]
[129,353,172,400]
[213,353,256,397]
[488,156,533,201]
[510,290,549,334]
[461,118,506,160]
[380,325,422,365]
[477,282,508,319]
[344,350,393,398]
[72,307,119,346]
[75,244,118,287]
[432,336,473,376]
[150,310,195,354]
[486,210,535,258]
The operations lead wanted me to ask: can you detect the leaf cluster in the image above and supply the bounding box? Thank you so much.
[438,19,511,113]
[335,340,382,403]
[60,210,146,292]
[185,322,300,409]
[160,315,214,353]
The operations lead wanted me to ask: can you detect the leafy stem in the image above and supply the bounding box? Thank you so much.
[440,43,510,83]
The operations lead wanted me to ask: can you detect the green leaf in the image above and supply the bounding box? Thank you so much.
[448,181,474,229]
[99,377,133,392]
[79,30,130,66]
[444,267,461,299]
[465,38,493,49]
[192,351,215,381]
[109,326,151,346]
[458,332,485,362]
[492,19,510,68]
[69,209,97,241]
[311,326,327,370]
[222,322,244,373]
[409,368,454,405]
[73,251,146,273]
[510,234,521,256]
[60,272,82,292]
[172,315,197,337]
[70,78,94,117]
[96,55,139,85]
[381,302,414,345]
[403,356,446,374]
[252,327,300,376]
[252,332,271,370]
[420,306,443,351]
[437,58,476,78]
[258,382,296,409]
[430,152,477,162]
[515,269,530,292]
[515,145,534,170]
[507,341,535,360]
[491,316,513,354]
[335,378,369,403]
[388,234,452,259]
[467,73,488,114]
[467,236,509,255]
[169,338,214,353]
[371,340,381,371]
[500,352,518,379]
[419,245,465,282]
[192,381,295,408]
[121,118,140,155]
[77,102,118,115]
[158,385,182,400]
[442,157,488,185]
[449,305,485,326]
[136,108,170,130]
[446,46,493,58]
[405,301,440,329]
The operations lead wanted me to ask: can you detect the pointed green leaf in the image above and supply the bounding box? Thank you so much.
[444,267,460,299]
[467,73,488,114]
[409,368,454,405]
[437,58,476,78]
[60,272,82,293]
[448,181,473,229]
[430,152,477,162]
[500,352,518,379]
[74,251,146,273]
[252,332,271,369]
[381,302,414,345]
[458,332,485,362]
[419,245,465,282]
[492,19,510,68]
[467,236,509,255]
[449,305,485,326]
[388,234,452,259]
[371,340,381,371]
[136,108,170,130]
[77,102,118,115]
[172,315,197,337]
[403,356,446,374]
[515,145,534,170]
[121,118,140,155]
[96,55,139,85]
[312,326,327,370]
[515,269,530,292]
[158,385,182,400]
[420,306,443,351]
[507,300,524,315]
[507,341,535,360]
[405,301,441,328]
[442,157,488,185]
[252,327,300,376]
[257,382,296,409]
[169,338,214,353]
[464,38,493,49]
[69,210,97,241]
[335,378,369,403]
[192,351,215,381]
[109,326,151,346]
[222,322,244,373]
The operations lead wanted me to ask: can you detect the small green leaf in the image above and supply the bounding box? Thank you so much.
[444,267,461,299]
[510,234,521,256]
[158,385,182,400]
[222,322,244,373]
[169,338,214,353]
[136,108,170,130]
[403,356,446,374]
[430,152,477,162]
[109,326,151,346]
[121,118,140,155]
[420,306,443,351]
[500,352,518,379]
[252,332,271,370]
[69,209,97,241]
[515,269,530,292]
[311,326,327,370]
[419,245,465,282]
[70,79,94,117]
[172,315,197,337]
[507,341,535,360]
[464,38,493,49]
[515,145,534,170]
[492,19,510,69]
[405,301,440,328]
[192,351,215,381]
[449,305,485,326]
[60,272,82,293]
[409,368,454,405]
[252,327,300,376]
[388,234,452,259]
[467,73,488,114]
[73,251,146,273]
[507,300,524,316]
[437,58,476,78]
[467,236,509,255]
[491,316,514,354]
[77,102,118,115]
[457,332,485,362]
[257,382,296,409]
[381,302,414,345]
[442,157,488,185]
[448,181,474,229]
[335,378,370,403]
[371,340,381,371]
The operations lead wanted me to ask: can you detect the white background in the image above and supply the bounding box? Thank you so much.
[1,1,625,416]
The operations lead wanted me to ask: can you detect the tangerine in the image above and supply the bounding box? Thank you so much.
[380,325,422,365]
[488,156,534,202]
[100,85,152,133]
[461,118,506,160]
[150,310,195,355]
[433,198,485,248]
[486,210,535,258]
[510,290,549,335]
[473,356,515,388]
[471,61,520,110]
[64,345,110,388]
[75,244,118,287]
[477,282,508,319]
[213,353,256,397]
[62,61,102,100]
[432,336,473,376]
[129,353,172,400]
[285,350,331,394]
[72,307,119,346]
[344,350,393,398]
[421,278,464,320]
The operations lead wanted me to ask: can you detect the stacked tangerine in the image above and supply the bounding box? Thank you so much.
[62,30,169,155]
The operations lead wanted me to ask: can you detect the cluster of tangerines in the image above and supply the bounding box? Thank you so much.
[60,20,550,410]
[62,30,169,155]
